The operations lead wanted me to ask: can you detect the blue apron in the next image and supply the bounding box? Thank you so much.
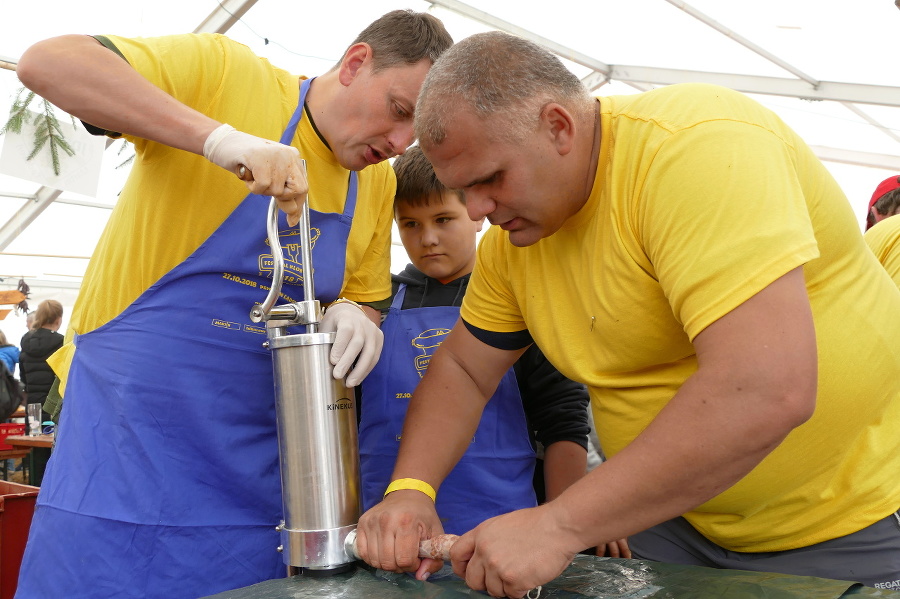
[359,285,537,536]
[16,79,360,599]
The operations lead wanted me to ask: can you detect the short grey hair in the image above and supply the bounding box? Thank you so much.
[415,31,593,145]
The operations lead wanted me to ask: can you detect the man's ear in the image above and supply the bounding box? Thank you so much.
[541,103,576,156]
[338,43,372,87]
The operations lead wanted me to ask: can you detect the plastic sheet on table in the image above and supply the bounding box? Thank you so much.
[202,554,900,599]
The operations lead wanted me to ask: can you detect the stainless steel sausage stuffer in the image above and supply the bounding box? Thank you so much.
[250,165,360,574]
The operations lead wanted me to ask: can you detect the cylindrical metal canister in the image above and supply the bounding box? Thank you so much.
[269,330,360,570]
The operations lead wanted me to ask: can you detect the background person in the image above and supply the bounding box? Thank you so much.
[356,31,900,597]
[18,299,64,486]
[0,328,24,474]
[864,175,900,288]
[0,330,19,376]
[865,211,900,287]
[14,11,452,598]
[865,175,900,230]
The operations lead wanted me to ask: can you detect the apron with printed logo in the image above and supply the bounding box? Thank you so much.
[359,284,537,536]
[17,78,360,599]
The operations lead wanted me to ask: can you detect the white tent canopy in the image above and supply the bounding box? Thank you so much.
[2,0,899,339]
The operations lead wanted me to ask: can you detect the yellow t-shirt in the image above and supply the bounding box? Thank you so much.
[462,83,900,552]
[52,33,394,387]
[865,215,900,288]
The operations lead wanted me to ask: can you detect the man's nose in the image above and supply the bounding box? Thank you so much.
[387,122,416,157]
[466,191,494,221]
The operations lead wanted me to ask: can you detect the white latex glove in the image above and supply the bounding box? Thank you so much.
[320,301,384,388]
[203,123,307,225]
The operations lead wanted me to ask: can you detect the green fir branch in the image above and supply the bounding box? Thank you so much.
[40,97,76,175]
[26,131,49,160]
[3,86,76,175]
[20,97,76,175]
[1,88,37,135]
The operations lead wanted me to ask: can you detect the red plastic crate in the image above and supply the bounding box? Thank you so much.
[0,424,25,451]
[0,480,38,599]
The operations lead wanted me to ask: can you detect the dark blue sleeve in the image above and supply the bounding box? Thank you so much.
[462,318,533,350]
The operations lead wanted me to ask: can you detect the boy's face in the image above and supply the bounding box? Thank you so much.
[395,192,485,282]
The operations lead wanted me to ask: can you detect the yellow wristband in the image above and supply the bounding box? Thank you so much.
[384,478,437,502]
[329,297,366,313]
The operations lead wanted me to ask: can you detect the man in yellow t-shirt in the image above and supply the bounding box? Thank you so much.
[14,11,452,599]
[355,32,900,596]
[865,175,900,288]
[865,174,900,231]
[866,215,900,287]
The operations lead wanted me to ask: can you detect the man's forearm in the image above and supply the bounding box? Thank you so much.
[391,351,488,491]
[550,373,801,549]
[547,268,818,550]
[391,322,524,491]
[17,34,220,154]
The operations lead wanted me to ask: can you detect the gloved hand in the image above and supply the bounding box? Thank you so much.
[203,123,307,225]
[320,300,384,387]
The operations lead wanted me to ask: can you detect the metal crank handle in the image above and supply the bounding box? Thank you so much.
[237,164,286,186]
[237,164,302,189]
[247,159,316,326]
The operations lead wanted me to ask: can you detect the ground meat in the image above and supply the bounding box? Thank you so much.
[418,534,459,560]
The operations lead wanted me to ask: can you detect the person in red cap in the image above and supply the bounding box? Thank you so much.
[865,215,900,287]
[865,175,900,230]
[865,176,900,287]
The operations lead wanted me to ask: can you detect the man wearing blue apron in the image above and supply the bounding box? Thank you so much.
[14,12,453,599]
[360,146,592,538]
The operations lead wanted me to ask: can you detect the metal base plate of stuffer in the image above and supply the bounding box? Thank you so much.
[277,522,358,571]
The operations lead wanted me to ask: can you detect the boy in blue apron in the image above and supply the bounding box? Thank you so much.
[360,145,598,541]
[14,12,452,599]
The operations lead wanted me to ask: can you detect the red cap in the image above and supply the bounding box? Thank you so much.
[867,175,900,230]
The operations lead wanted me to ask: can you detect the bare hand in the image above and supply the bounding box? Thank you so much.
[451,506,579,599]
[356,490,445,578]
[594,538,631,559]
